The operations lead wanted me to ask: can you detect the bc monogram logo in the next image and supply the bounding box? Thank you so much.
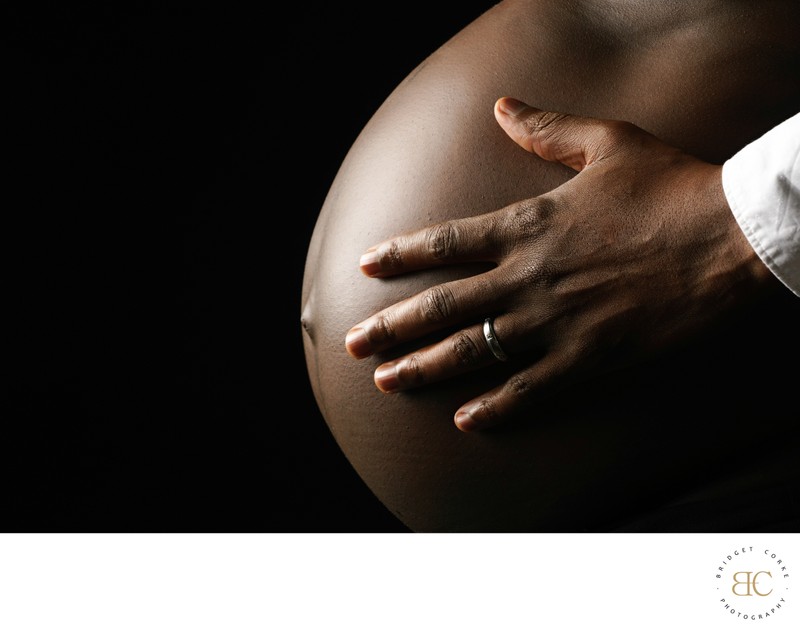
[731,571,773,597]
[715,547,791,621]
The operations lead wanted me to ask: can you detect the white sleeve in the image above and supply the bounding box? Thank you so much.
[721,111,800,297]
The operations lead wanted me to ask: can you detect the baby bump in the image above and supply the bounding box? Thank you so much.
[301,1,800,531]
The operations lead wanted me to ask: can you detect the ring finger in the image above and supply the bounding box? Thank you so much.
[373,316,514,393]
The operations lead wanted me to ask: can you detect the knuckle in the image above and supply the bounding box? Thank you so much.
[517,259,554,288]
[420,284,456,323]
[426,221,458,261]
[472,398,500,425]
[506,197,556,239]
[372,312,398,345]
[451,330,482,366]
[506,373,535,400]
[523,111,569,137]
[397,353,426,386]
[382,239,404,271]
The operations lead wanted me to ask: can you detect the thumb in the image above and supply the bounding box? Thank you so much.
[494,97,629,172]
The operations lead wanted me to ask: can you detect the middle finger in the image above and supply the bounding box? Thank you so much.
[345,268,509,359]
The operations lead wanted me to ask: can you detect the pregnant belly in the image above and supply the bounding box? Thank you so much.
[301,2,800,531]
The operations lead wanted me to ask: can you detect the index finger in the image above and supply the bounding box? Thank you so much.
[359,211,505,278]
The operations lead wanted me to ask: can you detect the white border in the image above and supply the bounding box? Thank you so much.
[0,533,796,630]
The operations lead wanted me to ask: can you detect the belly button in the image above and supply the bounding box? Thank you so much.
[301,288,316,343]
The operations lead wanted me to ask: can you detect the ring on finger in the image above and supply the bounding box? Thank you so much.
[483,317,509,362]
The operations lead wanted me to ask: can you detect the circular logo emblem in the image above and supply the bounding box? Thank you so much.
[715,546,791,621]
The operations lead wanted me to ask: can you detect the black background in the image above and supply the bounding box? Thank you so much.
[5,3,499,531]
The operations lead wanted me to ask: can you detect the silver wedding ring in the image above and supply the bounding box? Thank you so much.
[483,317,509,361]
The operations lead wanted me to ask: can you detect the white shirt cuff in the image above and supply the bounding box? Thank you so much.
[721,111,800,297]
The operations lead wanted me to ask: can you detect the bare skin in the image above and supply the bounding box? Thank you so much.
[345,97,780,432]
[302,0,800,532]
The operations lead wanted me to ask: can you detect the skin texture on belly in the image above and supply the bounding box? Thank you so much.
[301,0,800,532]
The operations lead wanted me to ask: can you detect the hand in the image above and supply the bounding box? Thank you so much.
[345,97,774,432]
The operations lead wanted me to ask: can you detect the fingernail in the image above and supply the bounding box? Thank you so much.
[455,407,480,432]
[374,363,400,393]
[345,327,372,358]
[359,248,381,276]
[496,97,528,117]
